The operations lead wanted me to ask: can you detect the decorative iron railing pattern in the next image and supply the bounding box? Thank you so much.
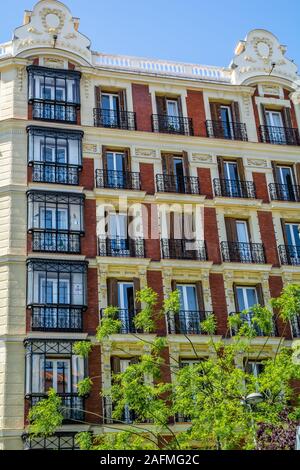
[259,125,300,146]
[93,108,136,130]
[167,310,212,335]
[32,231,81,254]
[229,311,277,337]
[95,169,141,190]
[31,306,83,332]
[206,120,248,141]
[100,308,140,334]
[28,394,84,421]
[156,174,200,194]
[31,162,80,185]
[269,183,300,202]
[23,432,80,451]
[31,100,78,123]
[98,237,145,258]
[278,245,300,266]
[152,114,193,136]
[161,239,207,261]
[213,178,256,199]
[221,241,265,264]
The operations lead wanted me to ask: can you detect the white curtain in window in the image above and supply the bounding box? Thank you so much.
[72,355,85,392]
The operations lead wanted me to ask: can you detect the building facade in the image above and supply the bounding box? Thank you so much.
[0,0,300,450]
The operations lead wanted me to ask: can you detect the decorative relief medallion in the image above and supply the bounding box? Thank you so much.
[247,158,268,168]
[40,8,65,34]
[191,153,213,163]
[252,37,273,62]
[83,143,98,154]
[135,148,157,158]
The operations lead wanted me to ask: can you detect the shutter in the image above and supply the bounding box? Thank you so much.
[162,153,173,174]
[280,218,288,246]
[295,163,300,186]
[210,102,222,121]
[225,218,238,242]
[177,96,183,116]
[169,211,175,239]
[171,280,177,291]
[260,104,267,125]
[107,278,118,306]
[230,101,241,123]
[102,146,108,172]
[133,277,141,311]
[217,156,225,180]
[256,284,264,306]
[236,158,245,181]
[124,147,131,172]
[271,161,279,184]
[171,280,180,333]
[118,89,126,111]
[182,151,190,177]
[282,107,292,129]
[156,96,167,115]
[111,356,121,374]
[195,281,206,320]
[233,283,240,312]
[95,86,101,107]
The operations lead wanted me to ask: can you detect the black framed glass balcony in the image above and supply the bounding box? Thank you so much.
[152,114,193,136]
[161,239,207,261]
[167,310,212,335]
[259,125,300,146]
[98,237,145,258]
[23,432,80,451]
[278,245,300,266]
[100,308,140,334]
[156,174,200,194]
[213,178,256,199]
[29,394,85,422]
[31,162,80,185]
[291,316,300,338]
[95,169,141,190]
[31,231,81,253]
[221,241,265,264]
[31,306,83,332]
[93,108,136,130]
[229,312,277,337]
[27,66,80,124]
[269,183,300,202]
[206,120,248,141]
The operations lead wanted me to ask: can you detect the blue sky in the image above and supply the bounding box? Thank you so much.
[1,0,299,68]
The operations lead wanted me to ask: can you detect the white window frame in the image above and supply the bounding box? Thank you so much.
[45,358,71,393]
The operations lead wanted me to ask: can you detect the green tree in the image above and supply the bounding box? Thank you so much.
[28,285,300,450]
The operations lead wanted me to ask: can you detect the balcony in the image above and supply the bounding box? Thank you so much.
[103,397,140,424]
[152,114,193,136]
[167,310,212,335]
[98,237,145,258]
[28,394,85,422]
[31,231,81,254]
[161,239,207,261]
[156,174,200,195]
[31,100,78,123]
[100,308,140,334]
[31,306,83,332]
[95,169,141,190]
[31,162,80,185]
[213,178,256,199]
[93,108,136,131]
[278,245,300,266]
[23,432,79,451]
[229,312,277,337]
[259,125,300,146]
[291,316,300,338]
[221,241,265,264]
[206,120,248,141]
[269,183,300,202]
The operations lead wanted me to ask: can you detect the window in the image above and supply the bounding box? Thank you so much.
[28,66,81,104]
[265,110,284,128]
[236,286,258,312]
[224,161,239,181]
[220,106,233,138]
[45,359,71,393]
[245,360,264,377]
[285,223,300,247]
[277,166,294,186]
[118,282,135,312]
[108,213,129,254]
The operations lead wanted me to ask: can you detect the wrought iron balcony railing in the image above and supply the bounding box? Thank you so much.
[278,245,300,266]
[31,99,78,123]
[213,178,256,199]
[95,169,141,190]
[31,230,81,254]
[161,239,207,261]
[269,183,300,202]
[31,306,83,332]
[98,237,145,258]
[93,108,136,131]
[100,308,140,334]
[103,397,143,424]
[156,174,200,194]
[291,316,300,338]
[206,120,248,141]
[30,162,80,185]
[28,394,85,421]
[152,114,193,136]
[259,125,300,146]
[23,432,79,451]
[221,241,265,264]
[229,311,277,337]
[167,310,212,335]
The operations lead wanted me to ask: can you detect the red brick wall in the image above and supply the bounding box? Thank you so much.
[204,207,221,264]
[186,90,207,137]
[132,83,152,132]
[209,273,228,335]
[81,199,97,258]
[79,158,94,190]
[257,211,279,266]
[143,203,161,261]
[269,276,292,339]
[84,267,99,335]
[140,162,155,195]
[252,172,269,203]
[146,270,165,335]
[197,167,213,199]
[85,345,102,424]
